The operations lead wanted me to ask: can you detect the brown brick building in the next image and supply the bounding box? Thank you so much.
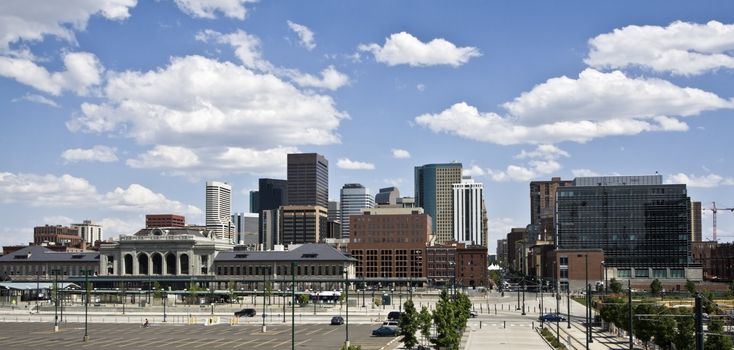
[348,207,431,284]
[530,177,573,241]
[33,225,81,247]
[427,242,488,288]
[146,214,185,228]
[547,249,604,292]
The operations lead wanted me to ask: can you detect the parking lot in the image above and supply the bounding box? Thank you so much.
[0,322,401,350]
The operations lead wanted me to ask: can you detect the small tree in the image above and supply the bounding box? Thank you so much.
[188,282,200,304]
[339,344,362,350]
[685,280,696,295]
[153,281,162,299]
[298,293,310,305]
[673,309,695,350]
[609,278,622,294]
[633,304,655,348]
[418,306,432,346]
[650,279,662,297]
[704,319,733,350]
[651,306,676,349]
[399,299,419,349]
[432,290,459,350]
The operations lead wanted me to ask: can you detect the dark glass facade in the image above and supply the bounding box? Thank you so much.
[556,184,692,268]
[287,153,328,208]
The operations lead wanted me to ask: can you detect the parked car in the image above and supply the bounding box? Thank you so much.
[387,311,403,321]
[330,316,344,325]
[372,325,398,337]
[539,313,566,322]
[469,310,479,318]
[234,308,257,317]
[382,320,399,327]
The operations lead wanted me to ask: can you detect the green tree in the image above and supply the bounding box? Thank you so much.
[704,319,733,350]
[702,291,717,314]
[609,278,622,294]
[339,344,362,350]
[432,290,459,350]
[685,280,696,295]
[153,281,162,299]
[418,306,432,346]
[299,293,310,305]
[399,299,419,349]
[633,304,656,348]
[188,282,200,304]
[599,297,624,325]
[673,309,695,350]
[650,279,662,297]
[651,306,676,350]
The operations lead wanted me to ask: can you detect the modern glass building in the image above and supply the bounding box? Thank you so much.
[340,183,374,239]
[287,153,328,208]
[415,163,462,243]
[556,175,693,277]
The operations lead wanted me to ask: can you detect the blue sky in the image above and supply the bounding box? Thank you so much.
[2,0,734,252]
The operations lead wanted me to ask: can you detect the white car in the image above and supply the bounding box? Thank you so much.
[469,310,479,318]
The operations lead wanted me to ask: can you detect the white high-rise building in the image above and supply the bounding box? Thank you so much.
[71,220,102,246]
[452,176,485,246]
[340,184,374,239]
[206,181,233,242]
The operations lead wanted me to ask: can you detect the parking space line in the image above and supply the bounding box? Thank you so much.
[158,337,190,348]
[212,338,240,348]
[81,338,121,348]
[233,339,257,348]
[193,339,216,348]
[271,340,290,348]
[252,338,276,348]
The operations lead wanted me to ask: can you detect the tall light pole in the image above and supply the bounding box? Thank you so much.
[52,269,60,332]
[344,266,350,348]
[262,272,267,333]
[291,262,298,350]
[82,269,93,342]
[35,271,40,313]
[578,253,589,350]
[162,289,167,322]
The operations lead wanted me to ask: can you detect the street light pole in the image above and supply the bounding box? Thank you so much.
[521,278,526,315]
[291,262,298,350]
[344,267,350,348]
[262,273,267,332]
[53,269,59,332]
[83,269,92,342]
[162,289,167,322]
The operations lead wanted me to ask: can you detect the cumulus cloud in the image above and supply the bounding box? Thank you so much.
[13,93,59,107]
[174,0,255,20]
[0,51,103,95]
[0,0,137,51]
[197,29,349,90]
[288,65,349,90]
[126,145,200,169]
[337,158,375,170]
[485,144,568,182]
[358,32,481,67]
[0,171,201,214]
[586,21,734,76]
[416,69,733,145]
[462,165,485,177]
[67,54,345,160]
[667,173,734,188]
[391,149,411,159]
[61,145,118,163]
[287,20,315,50]
[99,216,144,238]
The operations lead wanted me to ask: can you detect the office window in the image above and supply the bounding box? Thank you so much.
[652,269,667,278]
[618,269,630,278]
[634,269,649,278]
[670,269,685,278]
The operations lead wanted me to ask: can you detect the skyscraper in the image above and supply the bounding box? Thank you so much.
[258,178,288,211]
[232,212,258,248]
[415,162,462,243]
[71,219,103,246]
[340,184,374,239]
[691,201,702,242]
[328,201,341,222]
[281,205,329,244]
[287,153,328,207]
[452,177,485,246]
[375,187,400,206]
[206,181,233,242]
[249,190,260,214]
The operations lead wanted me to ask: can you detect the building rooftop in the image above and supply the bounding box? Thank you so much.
[0,245,99,262]
[216,243,355,262]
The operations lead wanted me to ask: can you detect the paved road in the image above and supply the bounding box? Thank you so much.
[0,322,401,350]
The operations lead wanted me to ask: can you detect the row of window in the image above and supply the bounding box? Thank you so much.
[215,264,345,276]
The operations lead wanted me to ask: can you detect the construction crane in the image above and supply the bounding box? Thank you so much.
[703,202,734,241]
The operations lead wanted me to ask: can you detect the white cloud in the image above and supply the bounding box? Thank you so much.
[288,65,349,90]
[358,32,481,67]
[416,69,732,145]
[196,29,272,71]
[337,158,375,170]
[67,55,345,149]
[41,215,74,226]
[126,145,200,169]
[462,165,485,177]
[484,144,567,182]
[416,84,425,92]
[0,171,201,214]
[174,0,255,20]
[488,217,518,242]
[99,216,144,238]
[515,144,569,160]
[666,173,734,188]
[197,29,349,90]
[287,20,315,50]
[572,169,601,177]
[391,149,411,159]
[13,93,59,107]
[61,145,118,163]
[586,21,734,76]
[0,0,137,51]
[0,51,103,95]
[383,178,404,187]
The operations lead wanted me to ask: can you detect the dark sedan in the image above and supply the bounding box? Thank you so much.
[234,308,257,317]
[539,313,566,322]
[372,326,398,337]
[331,316,344,325]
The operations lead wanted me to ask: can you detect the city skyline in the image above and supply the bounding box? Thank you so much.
[1,1,734,251]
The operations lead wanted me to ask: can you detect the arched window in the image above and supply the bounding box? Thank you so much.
[124,254,133,275]
[180,254,189,275]
[166,253,176,275]
[152,253,163,275]
[137,254,149,275]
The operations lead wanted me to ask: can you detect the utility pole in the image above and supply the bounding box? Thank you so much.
[291,262,298,350]
[628,280,633,350]
[695,293,703,350]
